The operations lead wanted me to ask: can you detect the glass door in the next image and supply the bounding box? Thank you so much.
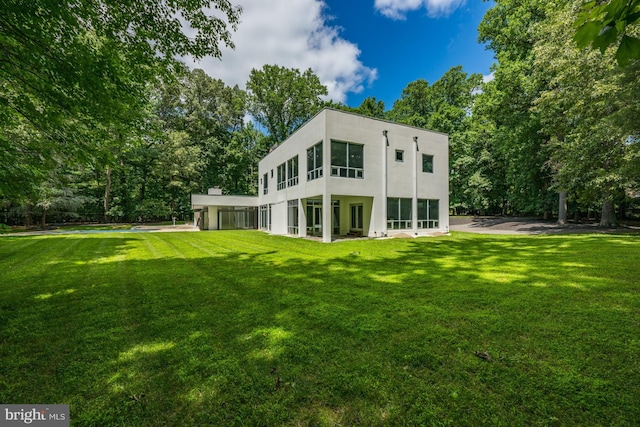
[306,200,323,237]
[350,204,363,231]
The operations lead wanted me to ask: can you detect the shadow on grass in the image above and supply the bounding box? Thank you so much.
[0,232,638,425]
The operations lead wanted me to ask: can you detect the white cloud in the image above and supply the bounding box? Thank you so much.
[186,0,377,103]
[482,72,494,83]
[374,0,466,19]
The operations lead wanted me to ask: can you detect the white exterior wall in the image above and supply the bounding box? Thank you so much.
[257,108,449,241]
[258,111,327,236]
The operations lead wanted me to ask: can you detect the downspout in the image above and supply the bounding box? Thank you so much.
[382,130,389,237]
[413,136,418,235]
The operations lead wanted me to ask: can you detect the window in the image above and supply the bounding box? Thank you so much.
[417,199,439,228]
[219,208,257,230]
[306,199,322,236]
[387,198,412,229]
[307,141,323,181]
[288,200,299,235]
[259,205,270,231]
[422,154,434,173]
[287,156,299,187]
[331,140,364,178]
[277,163,286,190]
[263,173,268,195]
[395,150,404,162]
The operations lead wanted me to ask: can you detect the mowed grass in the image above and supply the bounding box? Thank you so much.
[0,231,638,426]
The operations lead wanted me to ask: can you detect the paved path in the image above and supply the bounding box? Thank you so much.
[1,224,199,237]
[449,216,640,235]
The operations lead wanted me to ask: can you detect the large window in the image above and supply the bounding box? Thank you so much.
[422,154,434,173]
[263,173,268,195]
[306,199,322,236]
[259,204,270,231]
[307,141,323,181]
[219,208,257,230]
[277,163,286,190]
[418,199,439,228]
[387,198,412,229]
[331,140,364,179]
[287,199,299,235]
[287,156,299,187]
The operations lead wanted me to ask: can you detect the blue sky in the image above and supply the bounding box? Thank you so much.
[323,0,495,107]
[191,0,496,110]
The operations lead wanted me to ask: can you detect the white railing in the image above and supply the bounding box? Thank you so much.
[307,167,323,181]
[387,220,412,230]
[287,176,299,187]
[331,166,363,179]
[417,220,439,229]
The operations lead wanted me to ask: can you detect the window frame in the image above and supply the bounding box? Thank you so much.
[307,141,323,181]
[262,172,268,195]
[417,199,439,229]
[277,163,286,190]
[287,155,299,187]
[287,199,299,235]
[422,154,434,173]
[386,197,412,229]
[330,139,364,179]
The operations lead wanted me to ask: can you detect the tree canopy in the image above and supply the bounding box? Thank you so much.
[246,64,328,144]
[0,0,242,198]
[574,0,640,66]
[1,0,638,227]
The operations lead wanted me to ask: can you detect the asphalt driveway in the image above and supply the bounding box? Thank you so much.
[449,216,640,235]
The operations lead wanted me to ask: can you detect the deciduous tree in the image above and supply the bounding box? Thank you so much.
[246,65,328,143]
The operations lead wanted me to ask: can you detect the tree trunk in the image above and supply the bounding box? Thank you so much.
[558,190,567,225]
[120,158,128,221]
[600,195,616,228]
[41,207,47,228]
[25,204,32,228]
[104,165,112,223]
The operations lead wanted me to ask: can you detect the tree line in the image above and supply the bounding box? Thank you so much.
[1,0,638,227]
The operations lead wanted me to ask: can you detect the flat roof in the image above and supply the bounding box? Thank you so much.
[191,194,259,209]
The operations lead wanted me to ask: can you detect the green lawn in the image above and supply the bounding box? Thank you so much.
[0,231,638,426]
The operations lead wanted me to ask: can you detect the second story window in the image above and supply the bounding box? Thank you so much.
[287,156,298,187]
[422,154,434,173]
[395,150,404,162]
[263,173,268,195]
[277,163,286,190]
[331,140,364,179]
[307,141,323,181]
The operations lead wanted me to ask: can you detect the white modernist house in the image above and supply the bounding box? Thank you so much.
[191,108,449,242]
